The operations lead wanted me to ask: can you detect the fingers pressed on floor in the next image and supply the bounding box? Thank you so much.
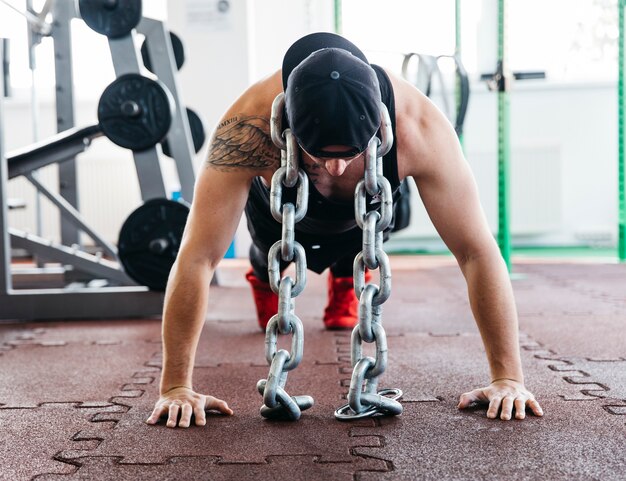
[206,396,233,415]
[500,396,515,420]
[458,388,484,408]
[457,392,473,408]
[529,399,544,416]
[146,405,166,424]
[218,400,234,415]
[194,404,207,426]
[179,404,193,428]
[487,397,502,419]
[166,404,180,427]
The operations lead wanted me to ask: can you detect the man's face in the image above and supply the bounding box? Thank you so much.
[303,145,365,177]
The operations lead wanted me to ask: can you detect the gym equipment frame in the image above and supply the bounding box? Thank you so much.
[0,40,161,321]
[0,2,200,320]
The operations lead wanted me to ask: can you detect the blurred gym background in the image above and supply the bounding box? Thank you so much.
[1,0,621,263]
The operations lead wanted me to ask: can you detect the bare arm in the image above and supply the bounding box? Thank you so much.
[160,114,279,395]
[410,113,523,384]
[147,82,281,427]
[399,86,542,420]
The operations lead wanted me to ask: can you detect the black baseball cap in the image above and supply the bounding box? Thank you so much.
[282,32,381,157]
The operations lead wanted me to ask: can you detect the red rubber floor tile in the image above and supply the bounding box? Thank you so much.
[35,455,388,481]
[0,342,159,408]
[352,400,626,481]
[57,362,380,465]
[0,258,624,480]
[0,403,123,481]
[0,319,161,346]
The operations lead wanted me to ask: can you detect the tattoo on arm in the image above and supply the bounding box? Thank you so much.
[206,115,280,171]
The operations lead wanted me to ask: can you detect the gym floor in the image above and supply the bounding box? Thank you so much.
[1,256,625,480]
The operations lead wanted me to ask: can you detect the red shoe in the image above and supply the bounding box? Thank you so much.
[323,270,373,330]
[245,269,278,330]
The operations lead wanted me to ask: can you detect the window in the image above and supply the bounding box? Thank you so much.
[341,0,619,83]
[0,0,167,99]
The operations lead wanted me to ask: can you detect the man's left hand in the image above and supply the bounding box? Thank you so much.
[457,379,543,420]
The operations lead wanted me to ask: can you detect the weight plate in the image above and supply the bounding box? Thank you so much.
[141,31,185,73]
[118,198,190,291]
[79,0,142,39]
[98,73,174,151]
[161,107,206,158]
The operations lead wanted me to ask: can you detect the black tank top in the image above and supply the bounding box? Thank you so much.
[245,64,401,236]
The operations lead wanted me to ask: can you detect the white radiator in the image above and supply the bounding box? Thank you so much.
[509,144,563,235]
[392,143,563,240]
[7,147,143,246]
[7,144,563,249]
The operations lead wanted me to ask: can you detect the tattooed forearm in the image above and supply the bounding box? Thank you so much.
[206,115,280,171]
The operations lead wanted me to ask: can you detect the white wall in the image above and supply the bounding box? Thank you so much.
[389,79,618,252]
[166,0,334,257]
[248,0,335,82]
[164,0,334,153]
[166,0,253,162]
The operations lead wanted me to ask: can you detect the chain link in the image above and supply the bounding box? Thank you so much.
[335,103,403,421]
[266,95,401,420]
[258,93,314,421]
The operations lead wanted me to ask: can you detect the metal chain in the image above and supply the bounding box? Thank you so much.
[335,103,403,420]
[256,93,314,420]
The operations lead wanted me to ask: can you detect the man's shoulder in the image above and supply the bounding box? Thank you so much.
[206,70,283,176]
[387,73,427,152]
[238,70,284,115]
[389,72,460,179]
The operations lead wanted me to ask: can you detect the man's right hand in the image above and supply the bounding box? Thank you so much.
[146,386,234,428]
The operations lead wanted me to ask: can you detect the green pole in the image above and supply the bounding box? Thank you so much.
[334,0,342,35]
[455,0,464,147]
[617,0,626,262]
[497,0,512,271]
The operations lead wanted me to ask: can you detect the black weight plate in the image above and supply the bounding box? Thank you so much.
[79,0,142,39]
[161,107,206,158]
[141,31,185,73]
[118,198,190,291]
[98,73,173,151]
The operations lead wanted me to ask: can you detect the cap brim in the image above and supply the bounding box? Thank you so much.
[282,32,369,89]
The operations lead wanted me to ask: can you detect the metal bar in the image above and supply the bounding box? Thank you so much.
[2,38,9,98]
[27,0,43,252]
[12,266,65,275]
[0,288,164,321]
[0,0,49,31]
[455,0,464,147]
[497,0,511,272]
[498,89,511,271]
[129,149,168,200]
[52,0,81,248]
[138,18,196,202]
[455,0,461,60]
[7,131,94,179]
[108,30,144,76]
[25,173,119,259]
[0,39,11,294]
[10,229,133,284]
[617,0,626,262]
[11,265,67,288]
[334,0,342,34]
[108,32,167,201]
